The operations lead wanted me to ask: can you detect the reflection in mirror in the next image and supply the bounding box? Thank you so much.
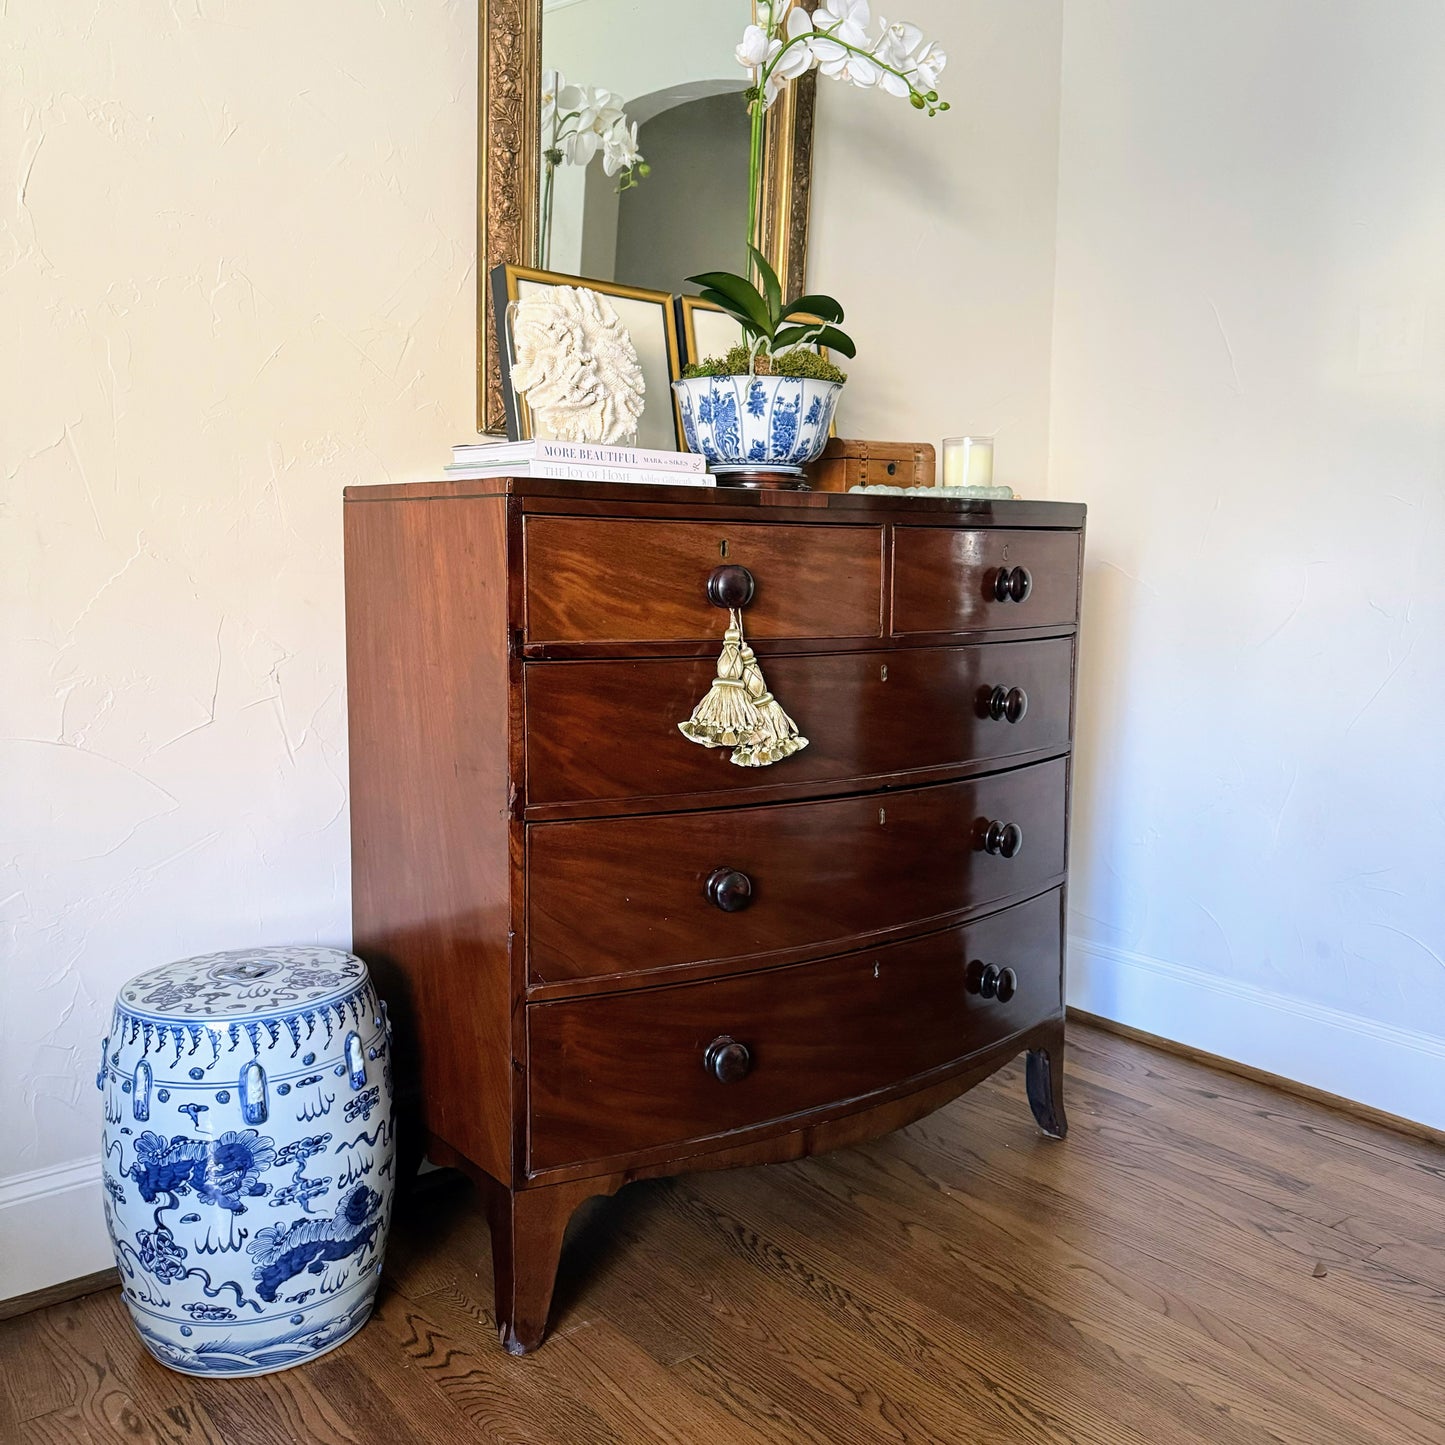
[539,0,753,293]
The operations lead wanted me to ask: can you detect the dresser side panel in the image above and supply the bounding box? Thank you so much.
[345,493,514,1181]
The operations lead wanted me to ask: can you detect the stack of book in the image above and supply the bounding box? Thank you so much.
[445,440,712,486]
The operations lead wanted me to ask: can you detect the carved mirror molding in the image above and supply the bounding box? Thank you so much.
[476,0,818,434]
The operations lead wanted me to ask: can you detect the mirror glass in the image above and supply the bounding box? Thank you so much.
[538,0,753,292]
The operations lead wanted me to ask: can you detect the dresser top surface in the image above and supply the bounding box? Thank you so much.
[343,476,1085,528]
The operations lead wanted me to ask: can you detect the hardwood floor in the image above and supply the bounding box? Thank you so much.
[4,1022,1443,1444]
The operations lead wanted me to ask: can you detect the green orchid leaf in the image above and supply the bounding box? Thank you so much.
[810,325,856,359]
[686,271,772,335]
[772,323,825,350]
[749,244,783,325]
[697,290,767,343]
[781,294,845,324]
[695,287,750,320]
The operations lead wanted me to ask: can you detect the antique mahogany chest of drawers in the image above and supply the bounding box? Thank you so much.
[343,477,1085,1353]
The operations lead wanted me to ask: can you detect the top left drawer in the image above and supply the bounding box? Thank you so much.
[523,517,884,645]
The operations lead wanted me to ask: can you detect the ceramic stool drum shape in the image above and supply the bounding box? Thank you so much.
[98,946,395,1377]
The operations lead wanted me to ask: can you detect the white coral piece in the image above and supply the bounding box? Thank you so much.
[510,285,646,444]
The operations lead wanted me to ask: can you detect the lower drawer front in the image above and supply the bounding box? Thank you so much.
[525,638,1073,808]
[527,889,1062,1172]
[527,758,1067,986]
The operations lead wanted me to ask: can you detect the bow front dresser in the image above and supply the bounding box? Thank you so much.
[344,477,1085,1353]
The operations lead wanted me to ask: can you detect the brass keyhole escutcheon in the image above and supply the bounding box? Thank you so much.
[719,539,728,558]
[879,807,887,826]
[880,664,888,681]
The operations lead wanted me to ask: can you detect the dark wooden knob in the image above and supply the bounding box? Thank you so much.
[987,685,1029,723]
[992,565,1033,603]
[984,821,1024,858]
[978,963,1002,999]
[703,1035,752,1083]
[995,967,1018,1003]
[707,565,755,609]
[705,867,753,913]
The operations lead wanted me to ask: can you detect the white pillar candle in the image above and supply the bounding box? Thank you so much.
[941,435,995,489]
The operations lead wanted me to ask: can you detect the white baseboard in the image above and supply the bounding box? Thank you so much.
[1068,935,1445,1132]
[0,1157,113,1302]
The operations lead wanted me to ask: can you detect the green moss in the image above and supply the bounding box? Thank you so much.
[770,348,847,382]
[680,344,847,385]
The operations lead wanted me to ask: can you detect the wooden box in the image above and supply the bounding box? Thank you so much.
[807,438,937,492]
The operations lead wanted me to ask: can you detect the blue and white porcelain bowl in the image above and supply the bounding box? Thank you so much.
[98,945,395,1377]
[673,374,842,472]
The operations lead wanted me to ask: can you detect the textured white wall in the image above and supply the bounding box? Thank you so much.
[1,0,477,1296]
[1051,0,1445,1118]
[810,0,1065,493]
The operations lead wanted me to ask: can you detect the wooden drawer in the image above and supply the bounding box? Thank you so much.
[526,758,1067,986]
[527,889,1063,1171]
[892,528,1080,634]
[524,516,884,644]
[524,637,1073,808]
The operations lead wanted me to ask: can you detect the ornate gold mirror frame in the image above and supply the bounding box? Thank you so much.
[476,1,818,434]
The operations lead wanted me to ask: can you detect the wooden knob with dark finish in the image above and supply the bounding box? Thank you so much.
[995,966,1019,1003]
[703,1035,752,1083]
[978,964,1002,999]
[705,867,754,913]
[707,565,755,609]
[987,685,1029,723]
[984,820,1024,858]
[992,565,1033,603]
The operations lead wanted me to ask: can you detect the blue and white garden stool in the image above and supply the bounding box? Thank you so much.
[98,946,395,1377]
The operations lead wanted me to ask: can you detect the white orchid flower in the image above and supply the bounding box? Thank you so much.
[878,19,923,60]
[562,127,600,166]
[784,5,816,42]
[814,0,872,48]
[735,23,780,73]
[839,51,880,87]
[911,40,947,90]
[601,119,642,178]
[541,69,564,127]
[759,7,817,103]
[872,18,923,77]
[871,21,921,96]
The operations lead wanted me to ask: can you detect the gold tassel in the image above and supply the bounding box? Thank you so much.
[678,609,762,748]
[730,638,809,768]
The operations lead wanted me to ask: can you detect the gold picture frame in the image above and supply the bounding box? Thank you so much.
[492,264,685,450]
[476,1,819,434]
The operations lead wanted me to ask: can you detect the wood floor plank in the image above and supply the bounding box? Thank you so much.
[17,1406,97,1445]
[4,1023,1442,1445]
[811,1130,1445,1445]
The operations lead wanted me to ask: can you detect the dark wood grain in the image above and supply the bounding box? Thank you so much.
[342,477,1083,1354]
[345,492,516,1182]
[527,890,1063,1172]
[522,515,884,643]
[526,758,1067,989]
[524,638,1074,809]
[892,525,1083,634]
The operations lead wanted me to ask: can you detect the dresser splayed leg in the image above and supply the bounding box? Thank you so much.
[1026,1024,1069,1139]
[483,1177,602,1355]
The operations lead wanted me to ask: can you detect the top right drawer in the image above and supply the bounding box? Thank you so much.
[892,528,1081,635]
